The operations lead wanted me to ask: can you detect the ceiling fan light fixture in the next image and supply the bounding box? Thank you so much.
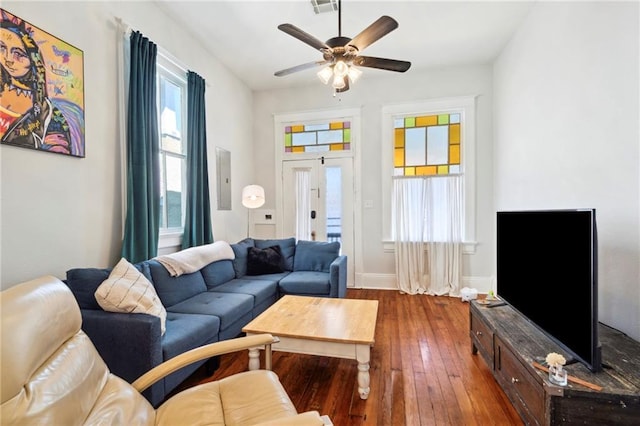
[347,65,362,83]
[333,60,349,78]
[332,75,346,90]
[317,66,333,84]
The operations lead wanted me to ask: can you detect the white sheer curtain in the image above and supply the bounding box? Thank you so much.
[295,169,311,241]
[393,175,463,296]
[393,178,428,294]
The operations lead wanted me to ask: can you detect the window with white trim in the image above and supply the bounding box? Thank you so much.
[382,96,477,250]
[157,58,187,233]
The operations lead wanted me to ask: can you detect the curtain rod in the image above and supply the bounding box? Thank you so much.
[115,15,209,85]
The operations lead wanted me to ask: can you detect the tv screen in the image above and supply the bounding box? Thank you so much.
[496,209,601,372]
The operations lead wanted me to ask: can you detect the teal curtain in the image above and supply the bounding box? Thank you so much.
[121,31,160,263]
[182,71,213,248]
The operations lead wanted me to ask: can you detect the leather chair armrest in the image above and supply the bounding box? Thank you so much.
[132,334,276,392]
[254,411,332,425]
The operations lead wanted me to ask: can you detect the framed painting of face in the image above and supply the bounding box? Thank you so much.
[1,8,85,157]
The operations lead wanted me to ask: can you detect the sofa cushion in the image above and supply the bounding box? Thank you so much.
[167,292,254,331]
[148,260,207,307]
[238,271,290,282]
[278,271,332,296]
[201,259,236,289]
[95,258,167,335]
[247,245,285,275]
[66,261,152,310]
[293,240,340,273]
[162,312,220,361]
[208,278,278,307]
[231,238,255,278]
[255,238,296,271]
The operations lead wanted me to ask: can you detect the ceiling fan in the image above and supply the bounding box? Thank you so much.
[274,0,411,93]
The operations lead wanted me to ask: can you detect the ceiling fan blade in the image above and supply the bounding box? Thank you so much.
[348,16,398,52]
[353,56,411,73]
[274,60,330,77]
[278,23,329,51]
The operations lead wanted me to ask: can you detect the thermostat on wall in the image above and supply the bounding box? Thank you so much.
[253,209,275,225]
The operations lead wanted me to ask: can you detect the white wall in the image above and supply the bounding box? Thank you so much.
[493,2,640,340]
[253,65,495,289]
[1,1,254,288]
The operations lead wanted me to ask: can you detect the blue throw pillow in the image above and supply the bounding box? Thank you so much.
[231,238,255,277]
[255,237,296,271]
[66,267,111,310]
[246,245,285,275]
[293,240,340,272]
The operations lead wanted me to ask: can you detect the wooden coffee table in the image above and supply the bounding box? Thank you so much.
[242,295,379,399]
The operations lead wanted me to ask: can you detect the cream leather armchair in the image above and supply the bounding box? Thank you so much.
[0,276,331,425]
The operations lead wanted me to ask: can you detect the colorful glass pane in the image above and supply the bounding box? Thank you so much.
[394,148,404,167]
[450,145,460,164]
[416,166,437,175]
[284,121,351,154]
[393,112,462,175]
[416,115,438,127]
[450,124,460,143]
[394,128,404,148]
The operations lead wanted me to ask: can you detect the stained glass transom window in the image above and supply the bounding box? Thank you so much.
[285,121,351,154]
[394,113,461,176]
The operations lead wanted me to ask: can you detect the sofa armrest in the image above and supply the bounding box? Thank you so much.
[329,255,347,298]
[80,309,163,383]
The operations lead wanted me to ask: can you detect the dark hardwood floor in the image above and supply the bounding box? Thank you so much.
[177,289,523,425]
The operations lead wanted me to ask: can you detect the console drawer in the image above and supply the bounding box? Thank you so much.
[495,335,545,425]
[470,304,494,368]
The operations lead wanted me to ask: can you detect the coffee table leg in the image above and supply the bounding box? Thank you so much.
[356,344,371,399]
[248,347,260,371]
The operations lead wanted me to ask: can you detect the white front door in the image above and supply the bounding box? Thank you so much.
[282,157,354,286]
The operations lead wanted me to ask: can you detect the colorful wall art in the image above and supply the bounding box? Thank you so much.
[1,8,85,157]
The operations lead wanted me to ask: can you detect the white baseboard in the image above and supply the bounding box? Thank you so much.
[352,273,495,294]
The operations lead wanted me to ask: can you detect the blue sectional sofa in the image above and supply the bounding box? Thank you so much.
[64,237,347,407]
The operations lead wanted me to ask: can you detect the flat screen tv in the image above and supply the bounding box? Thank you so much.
[496,209,602,372]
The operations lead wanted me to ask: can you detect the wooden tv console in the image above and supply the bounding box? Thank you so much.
[470,300,640,425]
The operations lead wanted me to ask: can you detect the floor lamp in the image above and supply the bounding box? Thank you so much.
[242,184,265,237]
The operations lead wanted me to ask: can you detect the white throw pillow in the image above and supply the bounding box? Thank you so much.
[95,258,167,335]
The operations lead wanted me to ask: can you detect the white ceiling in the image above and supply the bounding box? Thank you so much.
[156,0,535,91]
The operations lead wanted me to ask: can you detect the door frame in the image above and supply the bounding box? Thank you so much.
[274,108,362,288]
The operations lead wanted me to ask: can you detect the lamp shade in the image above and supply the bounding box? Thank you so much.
[242,185,265,208]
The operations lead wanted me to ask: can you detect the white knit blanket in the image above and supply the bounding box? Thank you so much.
[155,241,235,277]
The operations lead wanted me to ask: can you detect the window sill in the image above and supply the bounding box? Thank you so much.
[383,240,477,254]
[159,230,182,250]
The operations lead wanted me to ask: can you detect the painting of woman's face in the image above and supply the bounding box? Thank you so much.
[0,28,31,79]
